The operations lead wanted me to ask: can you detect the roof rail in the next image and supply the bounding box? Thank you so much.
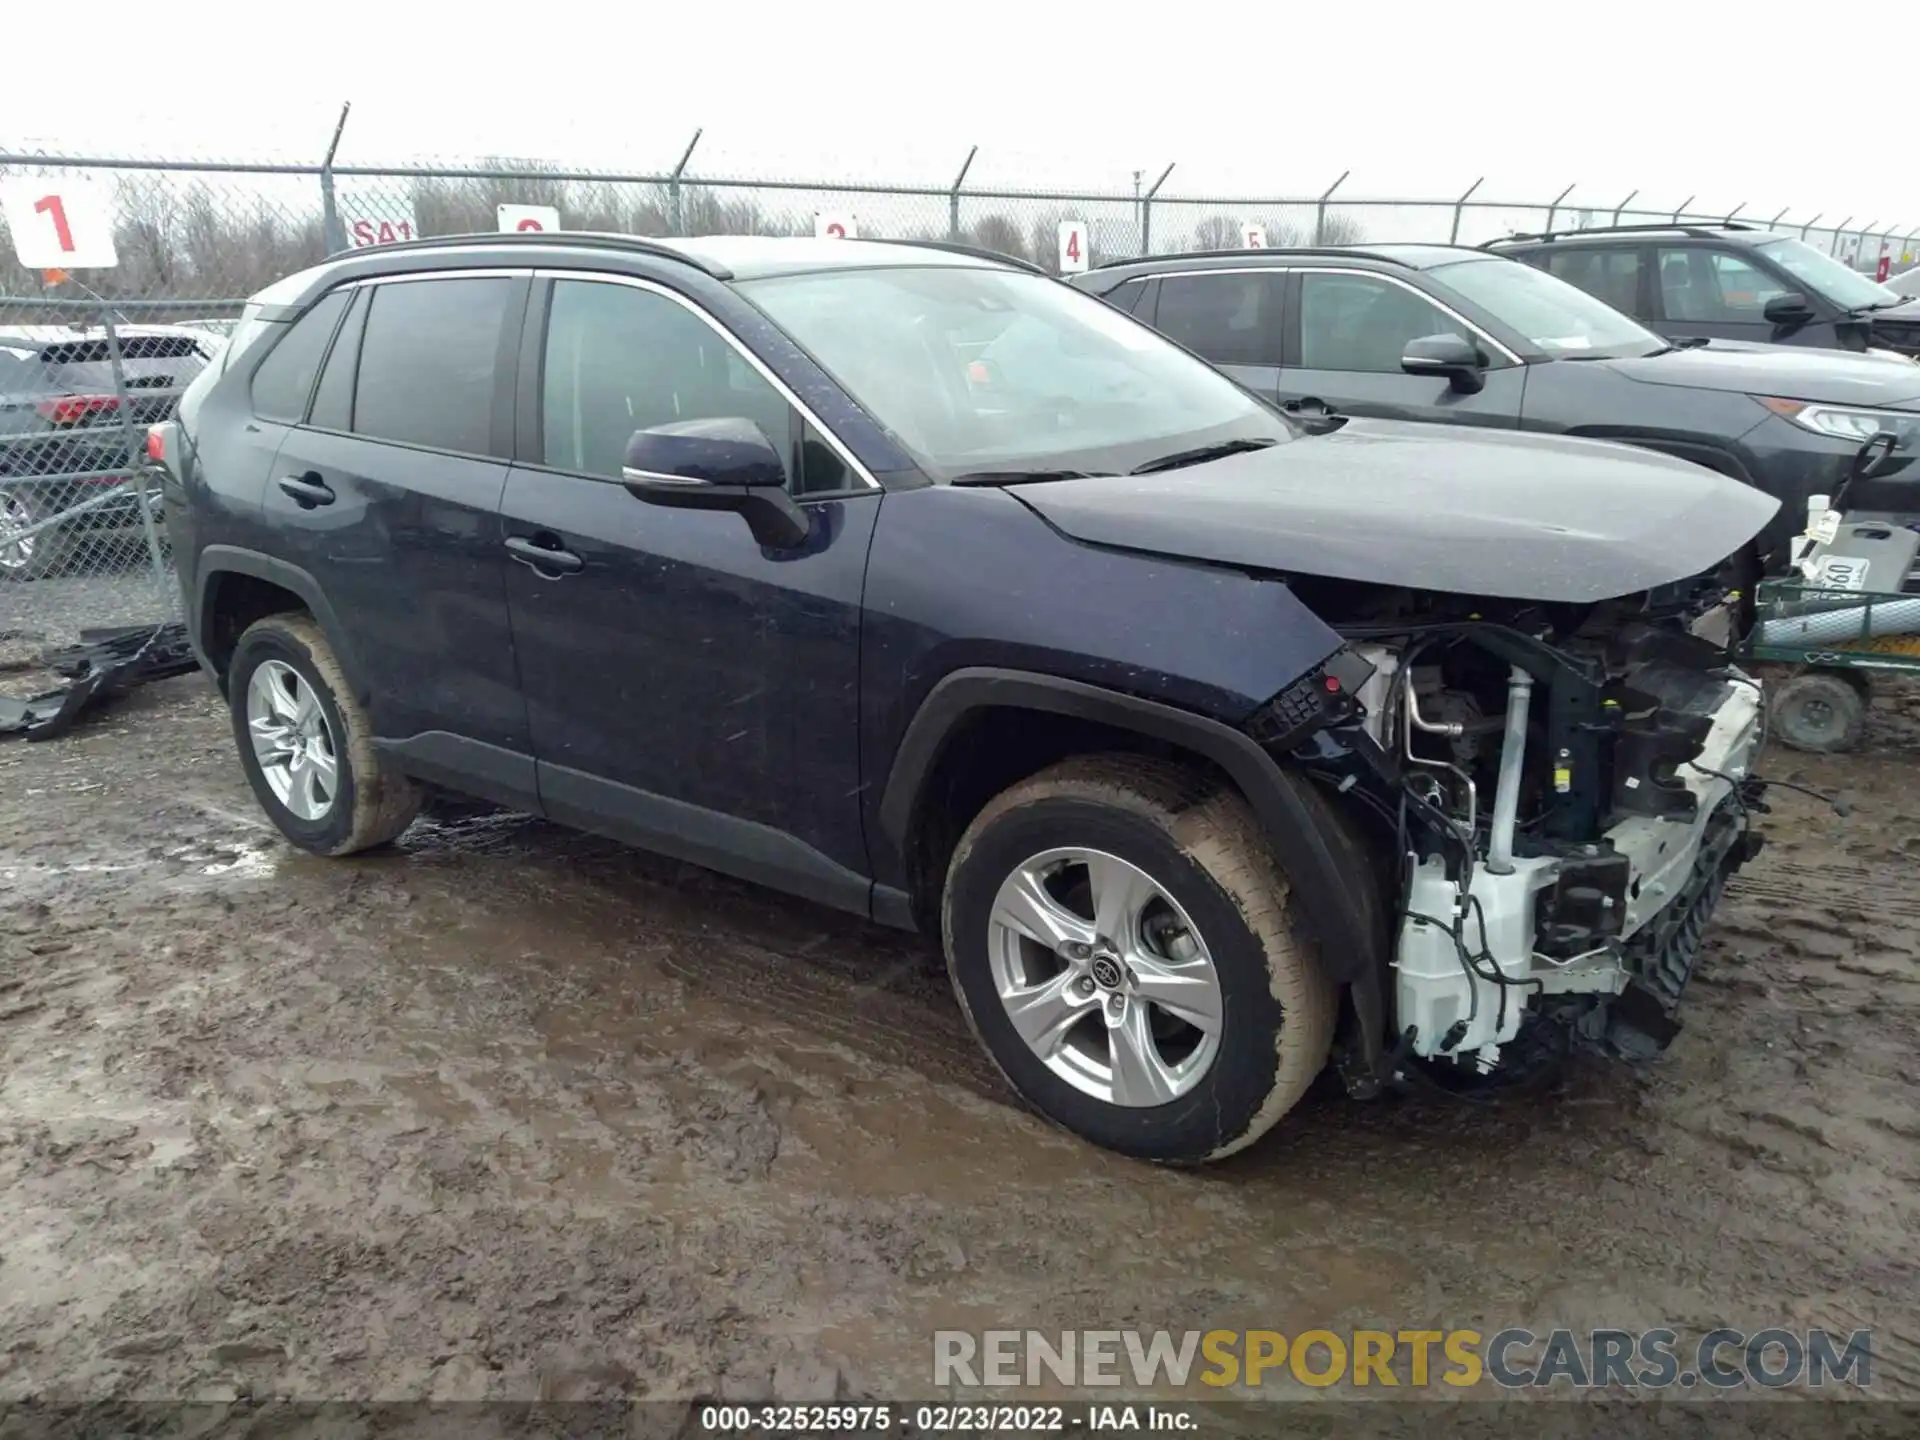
[1090,244,1426,272]
[861,236,1052,275]
[1483,220,1764,248]
[327,229,735,280]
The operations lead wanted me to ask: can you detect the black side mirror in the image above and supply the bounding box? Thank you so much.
[1400,332,1486,394]
[622,417,809,549]
[1763,292,1815,326]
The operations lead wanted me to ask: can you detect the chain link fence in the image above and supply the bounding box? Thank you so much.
[5,128,1917,669]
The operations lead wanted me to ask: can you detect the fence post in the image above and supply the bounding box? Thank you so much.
[1313,170,1350,245]
[1543,182,1575,235]
[1769,206,1790,226]
[1672,195,1694,223]
[1800,212,1822,240]
[100,312,173,603]
[946,146,977,241]
[1725,201,1746,223]
[1448,177,1483,244]
[1140,162,1174,256]
[319,102,352,256]
[1610,189,1637,225]
[1835,217,1855,260]
[668,128,702,237]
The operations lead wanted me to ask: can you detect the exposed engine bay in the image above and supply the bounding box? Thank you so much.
[1267,567,1768,1087]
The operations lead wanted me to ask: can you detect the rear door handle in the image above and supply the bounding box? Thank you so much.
[505,534,584,575]
[277,473,335,508]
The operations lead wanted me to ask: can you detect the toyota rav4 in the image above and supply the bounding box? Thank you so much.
[158,234,1777,1162]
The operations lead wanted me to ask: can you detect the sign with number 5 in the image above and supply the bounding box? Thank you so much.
[1057,220,1089,274]
[498,203,561,234]
[1,178,119,269]
[1241,223,1268,249]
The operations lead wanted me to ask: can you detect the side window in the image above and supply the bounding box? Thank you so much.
[1104,278,1151,316]
[308,287,370,432]
[248,289,350,423]
[1658,248,1786,323]
[1544,248,1644,315]
[1153,273,1282,366]
[541,279,795,484]
[353,277,514,454]
[1298,273,1467,374]
[1706,251,1788,317]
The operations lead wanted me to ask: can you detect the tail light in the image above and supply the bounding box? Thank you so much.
[36,393,121,426]
[146,425,167,463]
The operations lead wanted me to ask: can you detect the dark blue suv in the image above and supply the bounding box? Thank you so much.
[160,233,1777,1162]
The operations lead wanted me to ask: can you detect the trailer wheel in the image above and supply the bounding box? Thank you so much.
[1768,670,1868,754]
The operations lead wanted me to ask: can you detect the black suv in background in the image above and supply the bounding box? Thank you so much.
[160,233,1775,1164]
[1070,245,1920,560]
[1488,223,1920,361]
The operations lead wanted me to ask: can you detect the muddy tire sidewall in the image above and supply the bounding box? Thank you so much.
[227,615,420,857]
[942,761,1331,1164]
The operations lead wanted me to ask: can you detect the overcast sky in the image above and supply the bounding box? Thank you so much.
[2,0,1911,229]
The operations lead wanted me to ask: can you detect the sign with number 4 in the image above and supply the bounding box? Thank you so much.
[1,178,118,269]
[1058,220,1089,274]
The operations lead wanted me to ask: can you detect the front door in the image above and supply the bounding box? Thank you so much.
[1651,246,1792,346]
[499,275,877,911]
[1280,269,1525,428]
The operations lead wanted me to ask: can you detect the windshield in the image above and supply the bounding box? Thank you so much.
[737,266,1291,478]
[1430,257,1664,358]
[1754,236,1902,312]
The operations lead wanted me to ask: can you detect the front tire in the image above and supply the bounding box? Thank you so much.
[941,756,1335,1163]
[0,489,68,581]
[228,614,422,855]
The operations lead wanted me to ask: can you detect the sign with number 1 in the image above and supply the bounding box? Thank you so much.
[1,178,119,269]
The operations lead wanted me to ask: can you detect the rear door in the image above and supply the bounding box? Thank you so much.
[1138,270,1286,399]
[259,272,535,804]
[1278,268,1525,429]
[1537,246,1654,328]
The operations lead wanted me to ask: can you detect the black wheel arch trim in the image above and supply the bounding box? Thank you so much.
[194,545,369,699]
[879,667,1383,983]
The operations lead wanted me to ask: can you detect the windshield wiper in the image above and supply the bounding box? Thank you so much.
[949,469,1112,487]
[1127,437,1278,475]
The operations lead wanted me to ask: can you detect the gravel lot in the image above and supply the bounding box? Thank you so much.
[1,667,1917,1424]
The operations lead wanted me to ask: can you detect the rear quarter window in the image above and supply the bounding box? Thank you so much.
[249,290,352,424]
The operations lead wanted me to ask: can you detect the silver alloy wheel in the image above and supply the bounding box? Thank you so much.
[246,659,339,822]
[0,496,36,572]
[985,846,1224,1107]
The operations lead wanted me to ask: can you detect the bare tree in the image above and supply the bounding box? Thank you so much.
[1318,212,1367,245]
[1191,215,1241,250]
[966,213,1029,263]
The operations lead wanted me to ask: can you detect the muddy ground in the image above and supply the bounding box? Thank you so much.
[1,666,1917,1421]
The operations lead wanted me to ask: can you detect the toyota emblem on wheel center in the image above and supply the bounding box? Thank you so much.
[1089,955,1125,991]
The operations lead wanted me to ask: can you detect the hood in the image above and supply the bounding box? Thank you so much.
[1603,341,1920,406]
[1008,419,1779,604]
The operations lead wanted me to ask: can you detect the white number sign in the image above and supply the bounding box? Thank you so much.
[338,190,419,249]
[0,178,118,269]
[1057,220,1090,273]
[498,204,561,234]
[1241,223,1267,249]
[814,213,858,240]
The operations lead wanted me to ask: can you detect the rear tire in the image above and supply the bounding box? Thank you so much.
[228,614,422,855]
[941,756,1336,1163]
[0,490,67,582]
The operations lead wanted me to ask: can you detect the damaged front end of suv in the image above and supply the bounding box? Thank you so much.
[1014,421,1782,1096]
[1278,575,1768,1090]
